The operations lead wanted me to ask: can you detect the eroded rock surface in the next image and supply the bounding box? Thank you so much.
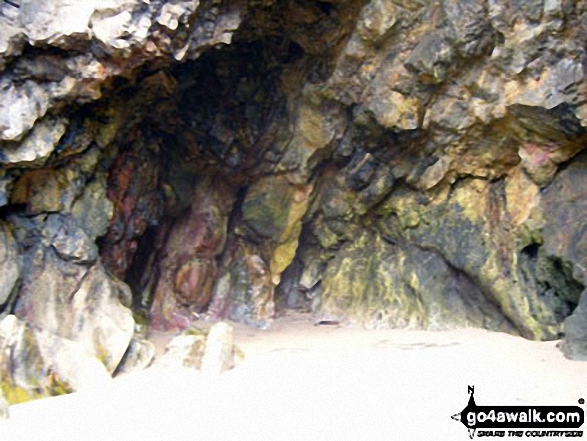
[0,0,586,391]
[0,222,19,311]
[114,337,155,376]
[149,177,235,329]
[0,314,112,403]
[155,322,239,374]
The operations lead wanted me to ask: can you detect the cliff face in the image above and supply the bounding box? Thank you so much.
[1,0,587,400]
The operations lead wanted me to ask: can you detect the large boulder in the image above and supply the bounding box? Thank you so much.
[6,214,135,388]
[200,322,236,376]
[0,315,112,403]
[14,253,134,374]
[155,322,240,374]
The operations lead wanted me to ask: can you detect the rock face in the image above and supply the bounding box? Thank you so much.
[541,152,587,360]
[149,176,235,330]
[0,223,20,311]
[0,0,587,380]
[316,231,515,333]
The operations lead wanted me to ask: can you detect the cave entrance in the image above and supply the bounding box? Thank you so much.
[97,29,325,331]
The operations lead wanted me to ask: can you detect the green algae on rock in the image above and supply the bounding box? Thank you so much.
[317,230,515,333]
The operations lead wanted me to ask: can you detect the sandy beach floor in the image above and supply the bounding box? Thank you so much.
[1,311,585,441]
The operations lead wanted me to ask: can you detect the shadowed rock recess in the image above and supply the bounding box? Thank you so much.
[1,0,587,401]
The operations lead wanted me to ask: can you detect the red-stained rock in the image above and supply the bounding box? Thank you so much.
[174,258,216,308]
[149,177,235,330]
[101,146,162,279]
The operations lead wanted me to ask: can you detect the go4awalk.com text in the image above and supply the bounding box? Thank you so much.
[452,386,584,439]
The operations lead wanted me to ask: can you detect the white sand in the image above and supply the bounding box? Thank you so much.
[1,311,585,441]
